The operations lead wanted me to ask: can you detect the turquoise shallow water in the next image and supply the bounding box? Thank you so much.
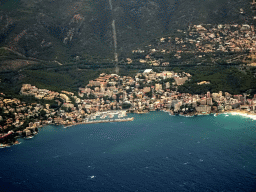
[1,112,256,192]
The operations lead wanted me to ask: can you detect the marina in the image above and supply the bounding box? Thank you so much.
[88,110,127,121]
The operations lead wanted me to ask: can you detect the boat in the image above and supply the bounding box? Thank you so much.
[25,136,34,139]
[90,116,96,120]
[108,114,114,118]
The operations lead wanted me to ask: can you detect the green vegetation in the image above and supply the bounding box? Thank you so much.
[145,90,153,98]
[1,54,256,99]
[0,0,21,11]
[122,103,131,109]
[1,0,251,62]
[0,48,21,61]
[0,61,138,97]
[178,66,256,95]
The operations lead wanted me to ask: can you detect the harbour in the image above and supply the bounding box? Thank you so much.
[64,117,134,128]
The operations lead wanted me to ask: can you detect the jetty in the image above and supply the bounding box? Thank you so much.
[63,117,134,128]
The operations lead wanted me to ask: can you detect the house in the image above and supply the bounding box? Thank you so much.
[139,59,147,63]
[143,87,151,93]
[195,25,207,33]
[197,81,210,85]
[240,24,250,31]
[23,129,31,136]
[143,69,153,74]
[240,105,250,110]
[162,62,169,66]
[196,105,211,113]
[174,77,188,85]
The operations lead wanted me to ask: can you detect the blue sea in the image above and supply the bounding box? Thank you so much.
[1,112,256,192]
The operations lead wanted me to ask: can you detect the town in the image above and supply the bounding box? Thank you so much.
[1,69,256,147]
[127,23,256,66]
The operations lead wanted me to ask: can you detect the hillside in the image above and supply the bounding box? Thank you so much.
[0,0,253,63]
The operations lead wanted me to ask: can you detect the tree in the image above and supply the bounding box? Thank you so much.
[122,103,131,109]
[212,100,218,106]
[39,110,47,120]
[89,94,96,99]
[145,90,153,98]
[39,110,46,117]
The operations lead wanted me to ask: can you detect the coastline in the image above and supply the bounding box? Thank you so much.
[160,108,256,120]
[2,109,256,148]
[225,110,256,120]
[128,108,256,119]
[0,140,21,148]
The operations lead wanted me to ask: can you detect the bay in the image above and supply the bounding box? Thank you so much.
[1,112,256,192]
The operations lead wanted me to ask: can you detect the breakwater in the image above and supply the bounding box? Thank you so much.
[64,117,134,128]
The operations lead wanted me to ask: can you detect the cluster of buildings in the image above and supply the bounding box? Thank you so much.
[1,69,256,144]
[128,23,256,65]
[0,95,47,139]
[20,84,59,100]
[78,70,191,113]
[78,70,256,116]
[187,24,255,53]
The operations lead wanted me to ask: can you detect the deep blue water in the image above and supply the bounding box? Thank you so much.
[1,112,256,192]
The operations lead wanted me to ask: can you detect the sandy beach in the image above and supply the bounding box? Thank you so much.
[226,110,256,120]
